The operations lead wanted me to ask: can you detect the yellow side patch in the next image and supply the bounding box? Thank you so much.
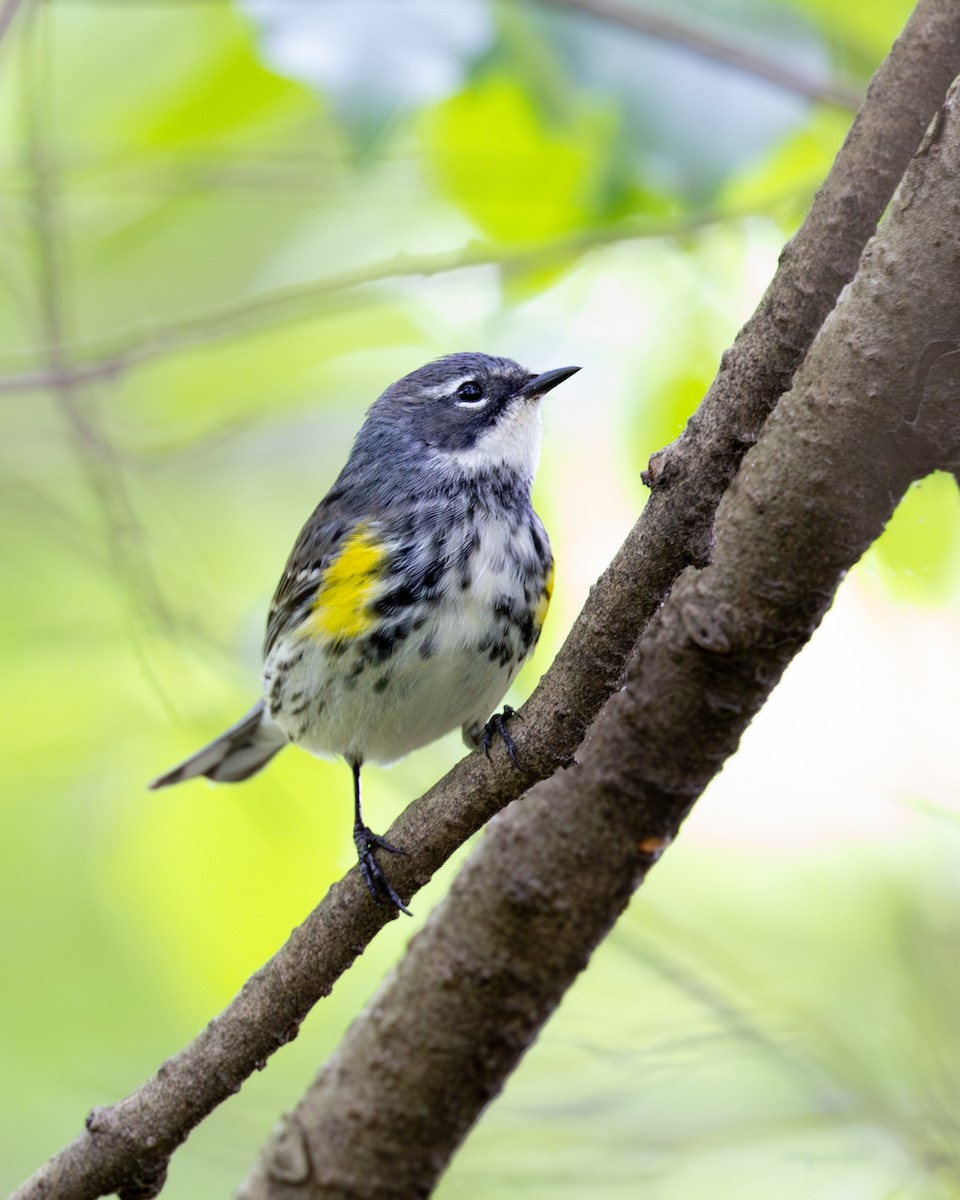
[534,562,555,630]
[307,524,387,645]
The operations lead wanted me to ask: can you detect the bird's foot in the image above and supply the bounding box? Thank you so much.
[481,704,522,767]
[353,823,411,916]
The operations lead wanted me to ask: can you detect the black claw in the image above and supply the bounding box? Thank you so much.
[354,823,412,916]
[481,704,522,767]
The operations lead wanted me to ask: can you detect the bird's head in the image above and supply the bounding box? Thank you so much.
[360,352,580,484]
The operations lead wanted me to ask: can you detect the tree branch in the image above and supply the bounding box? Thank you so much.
[12,1,960,1198]
[0,0,24,47]
[237,71,960,1200]
[0,212,724,397]
[534,0,864,110]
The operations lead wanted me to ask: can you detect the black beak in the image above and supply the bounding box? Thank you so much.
[516,365,580,399]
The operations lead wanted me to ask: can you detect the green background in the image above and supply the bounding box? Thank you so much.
[2,1,960,1195]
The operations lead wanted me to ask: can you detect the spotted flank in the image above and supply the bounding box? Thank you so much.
[305,523,387,646]
[261,471,555,768]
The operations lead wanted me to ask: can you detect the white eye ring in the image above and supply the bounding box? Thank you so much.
[454,380,486,407]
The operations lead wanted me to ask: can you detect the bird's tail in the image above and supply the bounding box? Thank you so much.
[149,700,286,788]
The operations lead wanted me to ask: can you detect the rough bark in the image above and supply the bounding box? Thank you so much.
[236,73,960,1200]
[12,2,960,1199]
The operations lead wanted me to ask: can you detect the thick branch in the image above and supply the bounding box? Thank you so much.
[13,2,960,1198]
[238,74,960,1200]
[520,0,960,767]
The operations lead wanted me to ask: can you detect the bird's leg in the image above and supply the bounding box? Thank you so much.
[351,760,411,916]
[481,704,522,767]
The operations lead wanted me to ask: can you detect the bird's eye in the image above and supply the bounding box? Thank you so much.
[455,380,485,405]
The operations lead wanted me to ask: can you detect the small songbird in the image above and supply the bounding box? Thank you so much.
[151,352,579,913]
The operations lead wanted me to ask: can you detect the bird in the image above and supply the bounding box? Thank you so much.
[150,352,580,914]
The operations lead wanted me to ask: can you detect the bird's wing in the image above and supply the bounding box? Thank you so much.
[263,490,389,658]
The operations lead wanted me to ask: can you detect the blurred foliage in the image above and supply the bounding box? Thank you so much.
[1,1,958,1197]
[864,472,960,606]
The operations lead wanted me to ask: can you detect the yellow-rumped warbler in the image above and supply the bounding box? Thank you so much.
[151,353,579,913]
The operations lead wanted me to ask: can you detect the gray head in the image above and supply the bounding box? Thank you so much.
[353,352,579,485]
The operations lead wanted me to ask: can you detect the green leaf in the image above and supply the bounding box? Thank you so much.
[419,73,612,245]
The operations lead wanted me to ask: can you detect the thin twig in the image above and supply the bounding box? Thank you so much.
[0,207,736,396]
[20,6,173,632]
[534,0,864,110]
[0,0,24,47]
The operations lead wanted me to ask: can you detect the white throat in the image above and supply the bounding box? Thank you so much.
[434,399,543,482]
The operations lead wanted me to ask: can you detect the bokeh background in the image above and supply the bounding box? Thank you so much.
[2,1,960,1196]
